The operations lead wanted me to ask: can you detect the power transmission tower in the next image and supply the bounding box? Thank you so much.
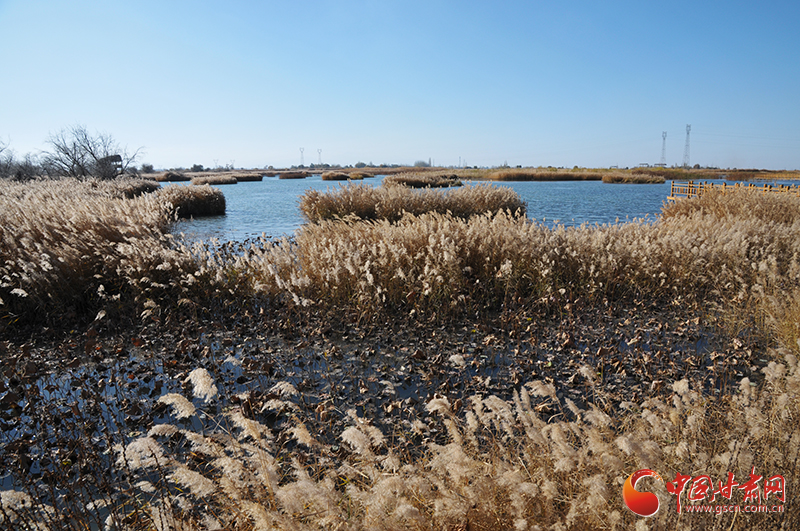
[318,149,322,166]
[660,132,667,166]
[300,147,304,167]
[682,125,691,168]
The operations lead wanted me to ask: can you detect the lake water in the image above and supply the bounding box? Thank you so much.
[170,175,793,242]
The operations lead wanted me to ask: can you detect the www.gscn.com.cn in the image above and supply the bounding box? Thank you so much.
[622,467,786,517]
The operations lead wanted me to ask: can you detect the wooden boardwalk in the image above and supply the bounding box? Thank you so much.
[668,180,800,201]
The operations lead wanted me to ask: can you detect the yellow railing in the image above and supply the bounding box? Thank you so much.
[668,180,800,201]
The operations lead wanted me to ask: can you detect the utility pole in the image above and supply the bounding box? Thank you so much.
[683,125,691,168]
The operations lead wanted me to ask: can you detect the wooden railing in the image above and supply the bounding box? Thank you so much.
[668,180,800,201]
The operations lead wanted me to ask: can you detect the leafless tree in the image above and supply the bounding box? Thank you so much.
[0,140,42,181]
[0,140,11,178]
[43,125,142,179]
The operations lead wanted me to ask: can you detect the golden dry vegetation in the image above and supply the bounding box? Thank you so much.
[1,180,799,530]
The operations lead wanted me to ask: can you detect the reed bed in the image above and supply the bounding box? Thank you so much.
[3,334,796,530]
[601,172,666,184]
[193,186,800,328]
[278,171,309,179]
[486,168,604,181]
[636,167,719,180]
[2,182,800,529]
[230,173,264,182]
[320,171,350,181]
[154,171,190,182]
[0,179,197,327]
[382,171,463,188]
[158,183,226,218]
[191,175,238,185]
[298,182,526,223]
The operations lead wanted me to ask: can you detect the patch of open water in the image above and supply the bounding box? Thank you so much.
[171,176,800,243]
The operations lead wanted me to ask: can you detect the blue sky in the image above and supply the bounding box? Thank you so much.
[1,0,798,170]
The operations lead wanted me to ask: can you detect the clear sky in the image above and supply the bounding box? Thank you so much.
[1,0,798,170]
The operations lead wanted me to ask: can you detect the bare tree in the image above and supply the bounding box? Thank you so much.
[0,140,42,181]
[43,125,142,179]
[0,140,12,178]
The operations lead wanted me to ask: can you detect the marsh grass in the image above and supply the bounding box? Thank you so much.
[154,171,189,182]
[382,171,463,188]
[298,182,525,224]
[191,175,237,185]
[159,184,226,218]
[279,171,309,179]
[2,181,800,529]
[0,179,222,329]
[486,168,603,181]
[601,172,666,184]
[321,171,350,181]
[232,173,264,182]
[4,339,796,530]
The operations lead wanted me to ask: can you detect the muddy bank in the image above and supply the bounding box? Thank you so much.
[1,299,765,475]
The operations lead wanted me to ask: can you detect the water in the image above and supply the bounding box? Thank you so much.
[170,176,796,242]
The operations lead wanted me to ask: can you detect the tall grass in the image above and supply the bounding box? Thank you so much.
[279,171,309,179]
[298,182,525,223]
[159,184,226,217]
[321,171,350,181]
[191,175,238,185]
[601,172,665,184]
[485,168,603,181]
[154,171,190,182]
[382,171,463,188]
[0,179,216,328]
[3,339,796,530]
[2,181,800,529]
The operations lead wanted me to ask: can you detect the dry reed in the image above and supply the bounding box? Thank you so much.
[191,175,238,185]
[382,171,463,188]
[298,182,526,223]
[486,168,603,181]
[7,341,793,530]
[154,171,190,182]
[2,183,800,529]
[232,173,264,182]
[279,171,309,179]
[601,172,666,184]
[321,171,350,181]
[158,184,226,218]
